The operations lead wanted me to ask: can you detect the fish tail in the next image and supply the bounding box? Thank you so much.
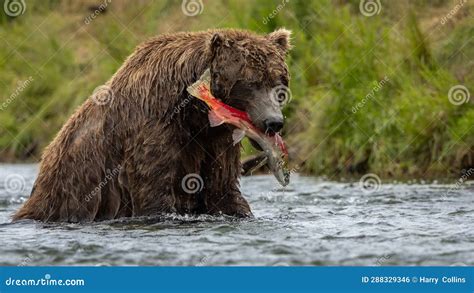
[187,68,212,99]
[199,68,212,84]
[186,83,200,99]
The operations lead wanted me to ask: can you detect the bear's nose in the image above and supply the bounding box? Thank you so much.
[264,117,284,135]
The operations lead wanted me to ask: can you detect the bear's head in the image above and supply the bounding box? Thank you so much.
[209,29,292,135]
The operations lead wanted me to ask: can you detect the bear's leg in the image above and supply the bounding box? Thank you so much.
[202,174,253,218]
[126,122,194,217]
[198,138,253,218]
[13,106,110,222]
[206,189,253,218]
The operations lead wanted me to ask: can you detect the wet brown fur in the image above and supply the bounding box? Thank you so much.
[13,29,291,222]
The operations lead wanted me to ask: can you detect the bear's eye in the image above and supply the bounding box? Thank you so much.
[250,82,261,89]
[212,72,220,79]
[242,81,260,90]
[230,80,256,96]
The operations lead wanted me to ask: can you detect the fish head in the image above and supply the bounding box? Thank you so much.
[267,149,290,187]
[266,134,290,186]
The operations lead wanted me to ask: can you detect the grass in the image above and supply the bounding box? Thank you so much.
[0,0,472,179]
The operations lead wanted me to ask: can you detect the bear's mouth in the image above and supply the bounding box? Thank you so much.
[231,103,270,135]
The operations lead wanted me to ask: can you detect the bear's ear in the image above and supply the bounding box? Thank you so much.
[211,33,223,48]
[267,28,292,55]
[210,33,225,56]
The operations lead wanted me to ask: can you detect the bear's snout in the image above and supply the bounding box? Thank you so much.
[264,117,284,135]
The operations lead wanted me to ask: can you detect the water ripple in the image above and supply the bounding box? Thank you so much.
[0,165,473,265]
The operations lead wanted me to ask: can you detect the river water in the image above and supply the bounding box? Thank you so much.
[0,164,472,266]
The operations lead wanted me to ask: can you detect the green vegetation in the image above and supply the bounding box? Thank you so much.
[1,0,472,178]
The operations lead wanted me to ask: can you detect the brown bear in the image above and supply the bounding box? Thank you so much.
[13,28,291,222]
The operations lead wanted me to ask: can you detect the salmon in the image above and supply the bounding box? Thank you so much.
[187,69,290,186]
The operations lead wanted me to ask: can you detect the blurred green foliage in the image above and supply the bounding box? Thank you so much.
[0,0,472,178]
